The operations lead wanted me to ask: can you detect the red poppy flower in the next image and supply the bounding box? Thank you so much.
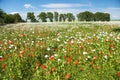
[73,60,79,65]
[2,64,6,71]
[41,65,47,70]
[110,49,113,53]
[49,56,54,61]
[36,62,40,67]
[8,40,13,44]
[65,73,70,79]
[80,67,83,71]
[12,53,15,57]
[93,56,97,60]
[0,57,5,61]
[18,53,22,58]
[50,67,56,73]
[5,53,9,57]
[67,57,72,63]
[110,43,113,48]
[117,71,120,77]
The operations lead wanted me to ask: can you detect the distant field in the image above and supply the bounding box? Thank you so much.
[0,22,120,80]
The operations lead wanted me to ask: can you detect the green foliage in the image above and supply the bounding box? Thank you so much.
[77,11,94,21]
[66,13,75,22]
[94,12,110,21]
[59,14,67,22]
[77,11,110,21]
[54,12,59,22]
[47,12,53,22]
[37,12,47,22]
[27,12,36,22]
[0,8,23,24]
[14,13,23,23]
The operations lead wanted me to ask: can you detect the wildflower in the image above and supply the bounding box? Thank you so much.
[104,55,108,59]
[47,47,50,51]
[92,49,96,52]
[9,44,14,49]
[80,67,83,71]
[110,43,113,48]
[41,65,47,70]
[8,40,13,44]
[0,56,5,61]
[70,40,74,44]
[93,56,97,60]
[45,55,48,58]
[11,53,15,57]
[83,52,88,55]
[5,53,9,57]
[110,49,113,53]
[54,48,58,51]
[117,71,120,77]
[50,67,56,73]
[67,57,72,63]
[64,61,67,65]
[90,62,94,65]
[81,45,86,50]
[65,73,70,79]
[54,54,58,57]
[97,65,100,69]
[58,59,61,62]
[19,51,24,54]
[0,56,3,58]
[18,53,22,58]
[32,31,34,34]
[36,62,40,67]
[57,38,60,42]
[21,34,25,37]
[32,41,34,43]
[87,56,91,59]
[49,56,54,61]
[73,60,79,65]
[2,64,6,71]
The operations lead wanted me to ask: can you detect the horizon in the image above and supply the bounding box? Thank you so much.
[0,0,120,20]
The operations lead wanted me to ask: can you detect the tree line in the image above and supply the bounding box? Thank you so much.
[27,11,110,22]
[0,9,24,24]
[0,8,110,24]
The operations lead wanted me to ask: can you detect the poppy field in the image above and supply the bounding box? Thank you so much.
[0,22,120,80]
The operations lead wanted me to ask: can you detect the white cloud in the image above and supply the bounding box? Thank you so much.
[10,12,19,14]
[41,3,91,8]
[24,4,36,9]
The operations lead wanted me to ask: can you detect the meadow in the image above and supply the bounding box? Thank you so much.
[0,22,120,80]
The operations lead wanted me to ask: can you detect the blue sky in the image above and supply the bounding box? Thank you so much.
[0,0,120,20]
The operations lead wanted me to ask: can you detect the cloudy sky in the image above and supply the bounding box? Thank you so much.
[0,0,120,20]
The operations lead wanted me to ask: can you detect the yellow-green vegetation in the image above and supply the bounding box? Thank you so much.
[0,22,120,80]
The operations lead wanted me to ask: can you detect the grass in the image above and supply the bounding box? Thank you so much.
[0,22,120,80]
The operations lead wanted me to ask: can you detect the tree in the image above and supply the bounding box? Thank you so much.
[47,12,53,22]
[14,13,22,23]
[37,12,47,22]
[77,11,94,21]
[66,13,75,22]
[59,14,67,22]
[94,12,103,21]
[104,13,110,21]
[54,12,59,22]
[4,14,15,23]
[27,12,36,22]
[0,9,6,24]
[59,14,63,22]
[63,14,67,22]
[94,12,110,21]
